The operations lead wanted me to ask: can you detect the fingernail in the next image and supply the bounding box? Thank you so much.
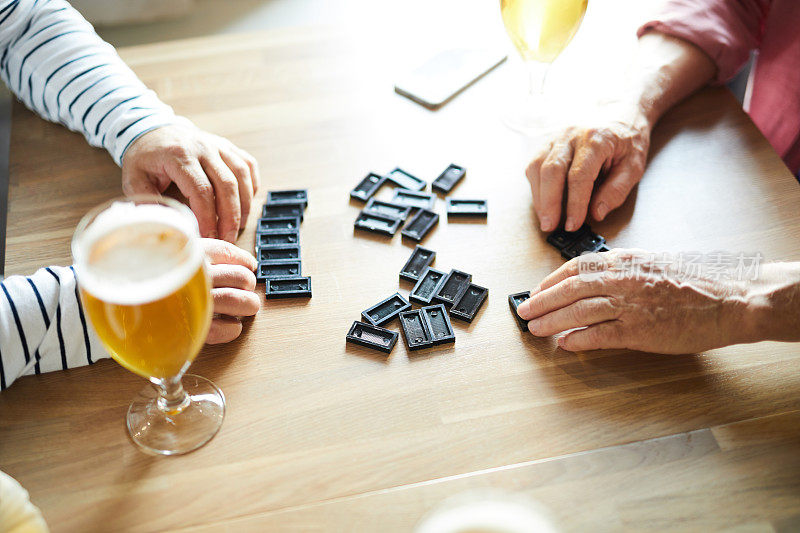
[557,337,566,348]
[517,299,532,319]
[565,217,577,231]
[528,318,541,335]
[540,216,552,231]
[225,230,237,243]
[596,202,608,220]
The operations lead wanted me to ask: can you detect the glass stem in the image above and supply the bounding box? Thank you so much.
[527,60,550,97]
[155,377,190,416]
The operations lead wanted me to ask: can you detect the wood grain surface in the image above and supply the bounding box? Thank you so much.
[2,1,800,531]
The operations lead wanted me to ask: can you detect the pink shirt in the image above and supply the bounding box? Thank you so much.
[639,0,800,174]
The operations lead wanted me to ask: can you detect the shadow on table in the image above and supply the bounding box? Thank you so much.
[516,326,713,394]
[445,215,489,226]
[345,341,392,365]
[514,329,792,437]
[549,348,711,393]
[407,344,455,361]
[193,315,257,380]
[446,302,489,335]
[75,451,158,528]
[352,226,395,244]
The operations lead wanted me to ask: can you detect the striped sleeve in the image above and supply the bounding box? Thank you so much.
[0,0,193,165]
[0,265,108,390]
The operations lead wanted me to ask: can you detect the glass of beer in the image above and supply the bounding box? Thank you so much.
[499,0,588,132]
[72,196,224,455]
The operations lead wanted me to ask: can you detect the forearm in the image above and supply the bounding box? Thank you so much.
[0,0,190,165]
[627,32,717,130]
[742,262,800,343]
[0,266,108,391]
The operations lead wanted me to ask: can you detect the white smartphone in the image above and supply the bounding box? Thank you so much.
[394,48,507,109]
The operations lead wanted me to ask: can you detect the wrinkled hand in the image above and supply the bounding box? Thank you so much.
[516,249,760,354]
[526,112,651,232]
[122,125,260,243]
[202,239,260,344]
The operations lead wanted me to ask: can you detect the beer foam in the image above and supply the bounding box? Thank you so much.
[74,202,205,305]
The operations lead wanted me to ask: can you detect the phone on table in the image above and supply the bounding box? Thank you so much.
[394,48,507,110]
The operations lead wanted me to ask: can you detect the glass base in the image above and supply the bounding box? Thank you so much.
[500,92,551,135]
[126,374,225,456]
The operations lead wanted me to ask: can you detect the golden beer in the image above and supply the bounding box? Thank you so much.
[77,210,212,381]
[73,197,224,456]
[500,0,588,63]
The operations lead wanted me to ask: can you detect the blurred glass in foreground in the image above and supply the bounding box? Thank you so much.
[0,471,49,533]
[415,490,558,533]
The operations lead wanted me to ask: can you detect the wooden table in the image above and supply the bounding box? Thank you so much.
[2,1,800,531]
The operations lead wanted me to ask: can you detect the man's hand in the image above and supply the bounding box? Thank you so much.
[525,31,719,233]
[515,249,774,354]
[201,239,260,344]
[122,125,261,243]
[526,112,651,232]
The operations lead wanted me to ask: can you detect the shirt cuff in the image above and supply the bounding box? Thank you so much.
[637,1,760,84]
[112,112,196,166]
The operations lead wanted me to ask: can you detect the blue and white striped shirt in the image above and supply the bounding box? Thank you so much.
[1,0,191,389]
[0,0,186,164]
[1,266,106,389]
